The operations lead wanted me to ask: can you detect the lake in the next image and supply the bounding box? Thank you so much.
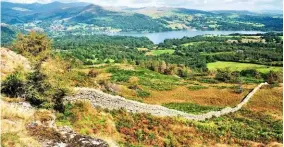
[104,30,264,44]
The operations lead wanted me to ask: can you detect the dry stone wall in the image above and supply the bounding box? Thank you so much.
[65,83,267,121]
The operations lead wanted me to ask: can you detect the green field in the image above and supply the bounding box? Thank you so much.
[207,61,282,73]
[146,49,175,56]
[107,66,181,91]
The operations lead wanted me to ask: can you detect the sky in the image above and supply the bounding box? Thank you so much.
[2,0,283,11]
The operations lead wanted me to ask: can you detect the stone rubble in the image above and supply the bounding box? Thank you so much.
[65,82,267,121]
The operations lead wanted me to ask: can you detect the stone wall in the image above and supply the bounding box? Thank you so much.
[65,82,267,121]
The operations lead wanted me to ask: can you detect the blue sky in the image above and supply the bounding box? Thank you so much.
[3,0,283,10]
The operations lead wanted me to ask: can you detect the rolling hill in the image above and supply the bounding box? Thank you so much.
[1,1,283,33]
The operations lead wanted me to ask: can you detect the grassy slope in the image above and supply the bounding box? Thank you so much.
[1,100,40,147]
[56,101,283,147]
[144,86,250,107]
[245,85,283,118]
[84,64,252,107]
[207,61,282,73]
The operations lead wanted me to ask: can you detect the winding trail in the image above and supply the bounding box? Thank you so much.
[65,82,267,121]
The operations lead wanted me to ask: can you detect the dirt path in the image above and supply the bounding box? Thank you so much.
[65,82,268,121]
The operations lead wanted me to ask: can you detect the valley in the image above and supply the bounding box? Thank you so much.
[1,1,283,41]
[1,30,282,146]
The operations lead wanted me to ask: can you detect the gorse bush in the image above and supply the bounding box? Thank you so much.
[1,70,51,106]
[13,31,51,65]
[1,72,25,98]
[24,70,51,106]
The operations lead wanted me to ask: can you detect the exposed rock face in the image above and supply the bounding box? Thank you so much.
[65,83,267,121]
[0,47,31,78]
[57,126,108,147]
[27,110,109,147]
[26,123,109,147]
[1,100,109,147]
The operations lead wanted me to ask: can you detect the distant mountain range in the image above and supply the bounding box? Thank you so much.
[1,1,283,33]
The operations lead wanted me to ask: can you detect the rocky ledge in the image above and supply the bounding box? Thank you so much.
[26,123,108,147]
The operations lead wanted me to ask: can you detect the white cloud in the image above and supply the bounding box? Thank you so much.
[2,0,283,10]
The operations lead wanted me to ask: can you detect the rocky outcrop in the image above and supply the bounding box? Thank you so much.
[0,47,31,78]
[65,83,268,121]
[26,123,108,147]
[26,110,109,147]
[1,100,109,147]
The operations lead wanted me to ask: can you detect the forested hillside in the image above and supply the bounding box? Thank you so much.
[1,1,283,34]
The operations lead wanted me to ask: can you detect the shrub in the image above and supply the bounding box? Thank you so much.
[215,69,232,82]
[13,32,51,65]
[266,71,282,84]
[88,69,99,78]
[230,71,241,83]
[1,72,25,98]
[53,88,67,113]
[241,77,264,84]
[240,69,261,79]
[233,85,243,94]
[128,76,139,89]
[24,71,51,106]
[24,88,46,106]
[177,66,190,78]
